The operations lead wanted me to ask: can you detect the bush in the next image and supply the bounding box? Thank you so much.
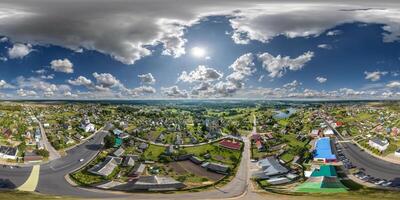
[35,149,49,158]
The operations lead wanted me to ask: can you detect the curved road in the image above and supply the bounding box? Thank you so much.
[324,116,400,185]
[0,129,256,199]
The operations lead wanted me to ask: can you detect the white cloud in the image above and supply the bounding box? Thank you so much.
[50,58,74,73]
[387,81,400,88]
[212,53,255,96]
[0,37,8,42]
[127,85,156,96]
[283,80,301,90]
[7,43,32,59]
[317,44,332,49]
[178,65,223,83]
[17,88,37,97]
[364,71,387,81]
[326,30,342,36]
[258,75,265,82]
[40,74,54,80]
[0,56,7,62]
[316,76,327,83]
[161,85,189,98]
[34,69,47,74]
[0,80,14,89]
[68,76,93,87]
[3,2,400,65]
[258,51,314,78]
[92,72,122,88]
[138,73,156,85]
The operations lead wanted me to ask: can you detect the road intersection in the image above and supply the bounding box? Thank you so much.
[0,120,261,200]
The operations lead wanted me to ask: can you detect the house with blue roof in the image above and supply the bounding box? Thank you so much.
[313,137,336,163]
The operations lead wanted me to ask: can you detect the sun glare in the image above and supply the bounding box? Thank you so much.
[191,47,206,58]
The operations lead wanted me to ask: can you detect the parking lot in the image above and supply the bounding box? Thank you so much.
[335,141,400,188]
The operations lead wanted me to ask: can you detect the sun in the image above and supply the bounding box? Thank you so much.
[191,47,206,58]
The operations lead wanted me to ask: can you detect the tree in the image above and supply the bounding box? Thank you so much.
[35,149,49,158]
[103,134,115,148]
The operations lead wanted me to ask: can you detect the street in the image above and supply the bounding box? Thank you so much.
[0,124,259,200]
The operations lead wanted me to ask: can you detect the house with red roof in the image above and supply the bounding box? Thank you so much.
[219,139,241,150]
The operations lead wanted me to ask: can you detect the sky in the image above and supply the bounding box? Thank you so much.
[0,0,399,100]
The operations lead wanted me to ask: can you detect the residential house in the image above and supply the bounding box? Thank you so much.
[88,156,120,177]
[252,156,289,179]
[368,137,389,152]
[202,162,229,174]
[0,145,18,160]
[130,175,186,191]
[219,139,241,150]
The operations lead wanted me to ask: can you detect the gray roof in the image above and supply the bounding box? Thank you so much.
[203,162,229,173]
[128,163,146,177]
[88,156,119,177]
[131,176,186,191]
[252,156,288,179]
[0,146,18,157]
[122,156,135,167]
[113,147,125,157]
[370,137,389,147]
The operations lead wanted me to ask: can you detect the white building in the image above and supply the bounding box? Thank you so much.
[0,146,18,160]
[82,123,95,132]
[368,137,389,152]
[323,129,334,136]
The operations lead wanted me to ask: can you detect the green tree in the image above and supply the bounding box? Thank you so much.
[35,149,49,158]
[103,134,115,148]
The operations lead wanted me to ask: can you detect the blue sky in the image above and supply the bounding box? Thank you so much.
[0,1,399,99]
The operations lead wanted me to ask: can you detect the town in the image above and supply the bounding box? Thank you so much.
[0,101,399,200]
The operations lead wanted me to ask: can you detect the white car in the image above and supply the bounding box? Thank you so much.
[79,159,84,162]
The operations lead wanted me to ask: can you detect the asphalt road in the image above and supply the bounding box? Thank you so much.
[340,142,400,183]
[0,127,253,199]
[38,120,61,160]
[324,116,400,185]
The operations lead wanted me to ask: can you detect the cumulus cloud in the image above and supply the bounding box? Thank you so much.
[7,43,32,59]
[0,80,14,89]
[258,51,314,78]
[228,5,400,44]
[212,53,255,96]
[283,80,301,91]
[2,2,400,65]
[387,81,400,88]
[316,76,328,83]
[17,88,37,97]
[161,85,189,98]
[68,76,93,87]
[364,70,387,81]
[50,58,74,73]
[92,72,122,88]
[178,65,223,83]
[138,73,156,85]
[127,85,156,96]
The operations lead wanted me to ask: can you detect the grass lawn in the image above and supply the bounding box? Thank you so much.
[142,144,166,161]
[181,142,242,166]
[280,152,294,162]
[70,170,104,185]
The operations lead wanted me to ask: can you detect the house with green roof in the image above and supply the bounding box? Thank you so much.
[295,165,347,193]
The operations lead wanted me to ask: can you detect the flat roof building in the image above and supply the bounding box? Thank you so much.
[313,137,336,163]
